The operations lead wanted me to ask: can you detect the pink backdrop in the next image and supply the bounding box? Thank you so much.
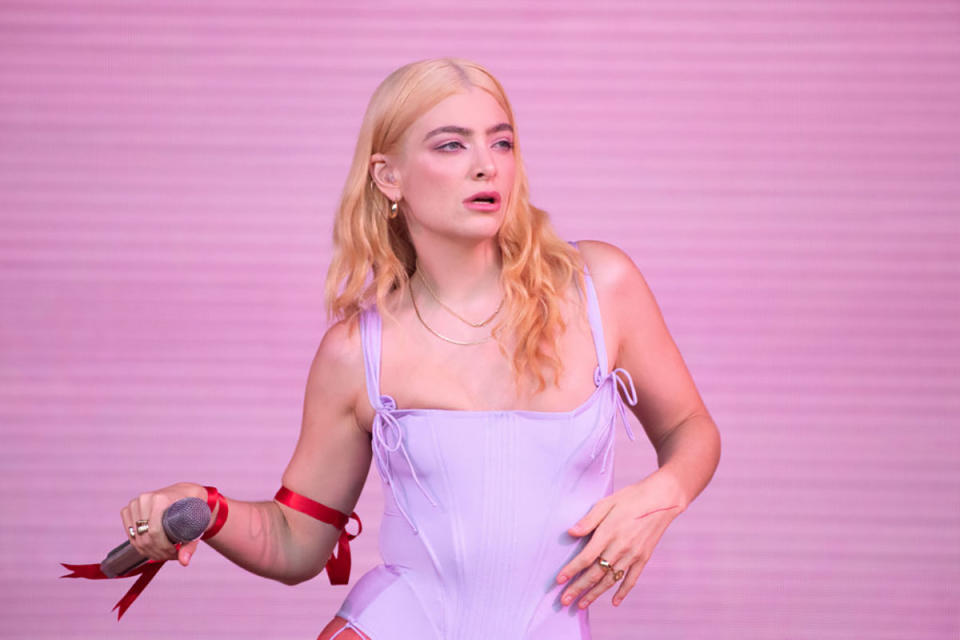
[2,1,958,638]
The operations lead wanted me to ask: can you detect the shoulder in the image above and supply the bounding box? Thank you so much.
[305,315,366,416]
[313,315,363,371]
[574,239,659,348]
[575,239,647,299]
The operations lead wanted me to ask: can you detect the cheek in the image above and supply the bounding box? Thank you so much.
[500,156,517,188]
[504,155,516,175]
[420,158,461,182]
[404,159,461,199]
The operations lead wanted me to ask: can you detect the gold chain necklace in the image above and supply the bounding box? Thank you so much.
[415,265,504,328]
[409,281,493,346]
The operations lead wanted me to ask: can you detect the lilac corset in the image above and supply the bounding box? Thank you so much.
[331,250,638,640]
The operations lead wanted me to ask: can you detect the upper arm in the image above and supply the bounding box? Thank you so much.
[577,240,709,450]
[278,318,373,570]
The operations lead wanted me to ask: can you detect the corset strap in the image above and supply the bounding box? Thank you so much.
[591,366,639,473]
[372,397,438,534]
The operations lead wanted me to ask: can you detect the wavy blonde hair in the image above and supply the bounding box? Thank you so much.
[325,58,585,391]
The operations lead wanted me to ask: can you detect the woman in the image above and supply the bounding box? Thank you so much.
[121,58,721,639]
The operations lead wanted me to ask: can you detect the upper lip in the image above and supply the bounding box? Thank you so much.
[464,191,501,204]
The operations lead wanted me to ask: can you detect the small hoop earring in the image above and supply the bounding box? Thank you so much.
[388,200,398,219]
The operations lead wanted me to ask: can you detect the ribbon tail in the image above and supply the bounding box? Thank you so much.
[398,442,438,508]
[324,531,351,585]
[111,561,164,620]
[617,404,637,442]
[60,562,108,580]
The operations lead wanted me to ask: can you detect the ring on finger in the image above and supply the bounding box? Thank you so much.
[597,557,625,582]
[136,520,150,535]
[128,526,137,539]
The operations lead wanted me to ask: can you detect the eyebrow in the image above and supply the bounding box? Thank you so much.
[423,122,513,141]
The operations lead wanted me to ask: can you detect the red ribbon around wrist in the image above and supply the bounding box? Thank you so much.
[274,486,362,585]
[60,486,223,620]
[201,486,229,540]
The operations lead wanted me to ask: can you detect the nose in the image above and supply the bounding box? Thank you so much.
[472,147,497,180]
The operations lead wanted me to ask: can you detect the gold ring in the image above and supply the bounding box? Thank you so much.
[128,526,137,539]
[136,520,150,535]
[597,557,624,581]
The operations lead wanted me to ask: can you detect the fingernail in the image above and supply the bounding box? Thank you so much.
[562,595,572,605]
[557,574,568,584]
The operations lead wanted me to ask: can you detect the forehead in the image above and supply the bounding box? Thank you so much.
[409,88,510,137]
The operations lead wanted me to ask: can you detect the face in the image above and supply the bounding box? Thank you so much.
[372,87,516,244]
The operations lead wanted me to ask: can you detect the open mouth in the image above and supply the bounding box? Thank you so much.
[465,192,501,206]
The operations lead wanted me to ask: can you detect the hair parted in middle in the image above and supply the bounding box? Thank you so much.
[325,57,586,392]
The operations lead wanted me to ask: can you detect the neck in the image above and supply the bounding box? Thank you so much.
[413,237,503,307]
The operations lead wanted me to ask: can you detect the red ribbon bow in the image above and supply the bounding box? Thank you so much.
[273,487,362,585]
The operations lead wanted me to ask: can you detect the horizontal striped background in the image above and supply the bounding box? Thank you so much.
[1,1,958,638]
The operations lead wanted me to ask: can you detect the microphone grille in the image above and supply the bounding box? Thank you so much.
[162,497,212,543]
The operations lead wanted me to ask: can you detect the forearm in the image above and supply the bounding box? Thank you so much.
[650,413,721,511]
[182,484,332,585]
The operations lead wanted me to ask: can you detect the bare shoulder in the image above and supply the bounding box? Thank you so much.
[313,317,363,374]
[575,239,643,289]
[575,239,652,307]
[305,316,366,424]
[574,239,660,352]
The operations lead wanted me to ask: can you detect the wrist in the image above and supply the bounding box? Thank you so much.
[652,467,690,514]
[200,486,229,540]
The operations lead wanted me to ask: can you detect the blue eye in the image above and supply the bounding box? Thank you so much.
[436,140,513,152]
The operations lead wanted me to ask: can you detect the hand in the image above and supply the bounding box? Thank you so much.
[555,470,686,609]
[120,482,205,567]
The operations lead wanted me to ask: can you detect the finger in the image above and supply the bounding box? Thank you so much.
[612,556,648,606]
[120,505,135,544]
[141,497,177,560]
[578,559,625,609]
[561,564,605,607]
[177,539,199,566]
[126,498,148,553]
[127,495,167,560]
[131,496,158,553]
[561,546,628,607]
[567,498,613,537]
[556,531,609,585]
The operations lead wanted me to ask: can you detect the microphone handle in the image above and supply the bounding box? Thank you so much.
[101,540,149,578]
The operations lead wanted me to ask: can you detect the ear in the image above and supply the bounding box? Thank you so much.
[369,153,401,201]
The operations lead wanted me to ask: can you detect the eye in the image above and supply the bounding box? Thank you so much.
[436,141,465,152]
[495,139,514,150]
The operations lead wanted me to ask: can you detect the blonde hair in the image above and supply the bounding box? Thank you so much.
[325,57,584,391]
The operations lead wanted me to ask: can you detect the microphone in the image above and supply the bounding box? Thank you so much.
[100,497,211,578]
